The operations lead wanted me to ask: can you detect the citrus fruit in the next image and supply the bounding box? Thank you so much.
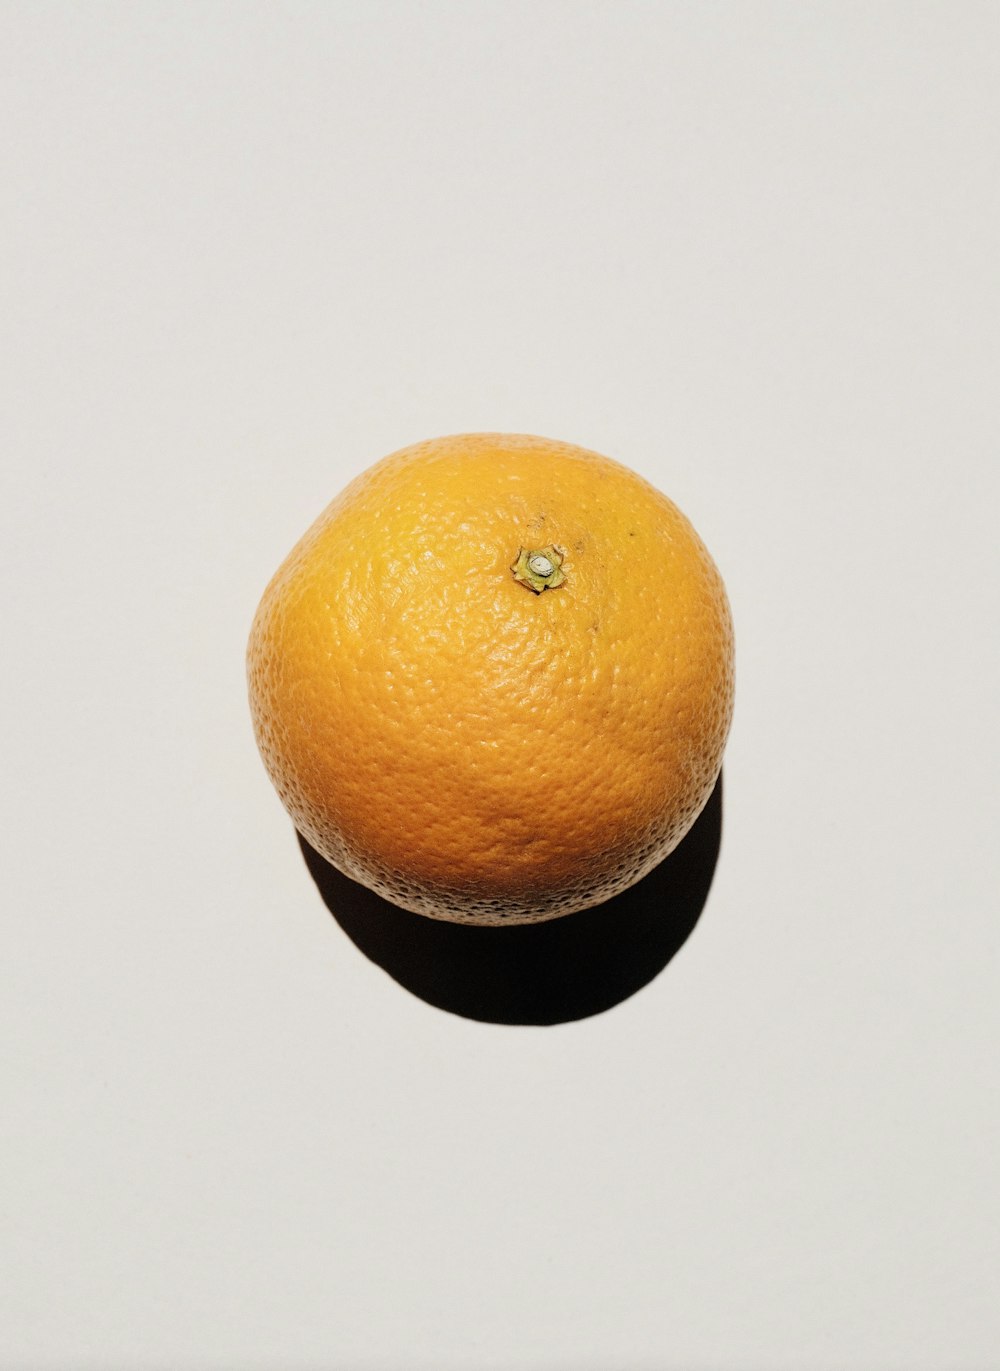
[247,433,734,925]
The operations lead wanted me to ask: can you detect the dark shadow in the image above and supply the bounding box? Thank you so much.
[299,772,722,1026]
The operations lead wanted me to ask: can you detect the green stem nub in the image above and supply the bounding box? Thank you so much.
[511,544,566,593]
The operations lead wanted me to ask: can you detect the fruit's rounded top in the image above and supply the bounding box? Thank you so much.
[248,433,734,924]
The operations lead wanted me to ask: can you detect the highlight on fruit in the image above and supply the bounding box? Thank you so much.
[247,433,733,926]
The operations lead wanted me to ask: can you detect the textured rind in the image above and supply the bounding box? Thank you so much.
[247,433,734,925]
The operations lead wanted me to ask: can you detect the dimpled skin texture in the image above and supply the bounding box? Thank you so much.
[247,434,734,925]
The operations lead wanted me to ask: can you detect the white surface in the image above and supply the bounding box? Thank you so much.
[3,4,999,1368]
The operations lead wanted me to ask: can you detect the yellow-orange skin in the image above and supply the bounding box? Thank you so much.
[247,434,734,924]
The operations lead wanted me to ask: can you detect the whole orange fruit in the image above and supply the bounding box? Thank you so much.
[247,434,733,925]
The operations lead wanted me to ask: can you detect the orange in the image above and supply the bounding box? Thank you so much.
[247,434,734,925]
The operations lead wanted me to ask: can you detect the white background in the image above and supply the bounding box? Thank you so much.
[3,4,998,1368]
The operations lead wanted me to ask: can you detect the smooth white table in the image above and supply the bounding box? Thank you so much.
[3,5,998,1367]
